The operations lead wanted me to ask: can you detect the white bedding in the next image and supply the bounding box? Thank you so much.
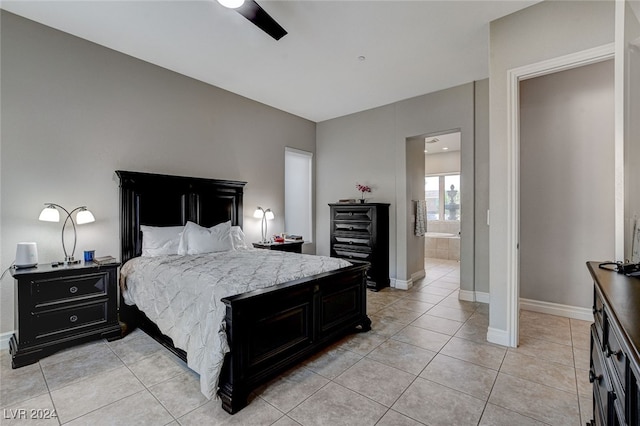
[120,249,351,399]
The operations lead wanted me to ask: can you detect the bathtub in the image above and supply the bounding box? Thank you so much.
[425,232,460,260]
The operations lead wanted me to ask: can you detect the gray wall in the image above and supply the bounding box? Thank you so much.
[425,151,460,175]
[489,0,615,333]
[623,3,640,260]
[519,60,615,308]
[317,82,485,293]
[474,79,490,296]
[0,12,316,335]
[407,137,426,276]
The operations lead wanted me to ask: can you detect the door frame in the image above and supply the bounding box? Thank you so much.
[503,43,616,347]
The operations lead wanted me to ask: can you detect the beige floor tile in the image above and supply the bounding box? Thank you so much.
[41,346,123,390]
[302,345,362,379]
[420,354,498,400]
[106,329,164,365]
[501,350,577,393]
[426,305,473,322]
[335,332,387,356]
[411,313,463,336]
[65,389,173,426]
[368,314,407,337]
[335,358,415,407]
[376,304,424,324]
[392,377,485,426]
[479,403,547,426]
[178,396,282,426]
[376,409,424,426]
[429,280,460,290]
[402,291,446,304]
[272,416,303,426]
[149,370,209,418]
[489,373,580,425]
[579,392,593,425]
[128,350,189,387]
[0,393,59,425]
[416,286,455,296]
[366,339,436,375]
[440,337,506,370]
[0,362,48,408]
[387,298,434,314]
[436,296,479,312]
[392,326,451,352]
[256,366,329,412]
[513,335,575,367]
[576,368,591,397]
[37,339,109,367]
[51,366,144,423]
[288,382,387,426]
[573,346,590,370]
[455,321,489,344]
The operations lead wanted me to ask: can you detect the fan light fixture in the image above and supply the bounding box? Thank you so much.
[218,0,245,9]
[254,206,274,243]
[39,203,95,264]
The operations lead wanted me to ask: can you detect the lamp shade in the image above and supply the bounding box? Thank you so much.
[39,205,60,222]
[265,209,274,220]
[254,207,265,218]
[76,209,95,225]
[217,0,244,8]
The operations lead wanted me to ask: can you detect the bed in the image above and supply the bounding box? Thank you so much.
[116,170,371,414]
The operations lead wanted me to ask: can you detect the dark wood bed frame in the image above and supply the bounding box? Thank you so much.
[116,170,371,414]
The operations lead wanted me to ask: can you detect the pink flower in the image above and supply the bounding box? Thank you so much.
[356,183,372,193]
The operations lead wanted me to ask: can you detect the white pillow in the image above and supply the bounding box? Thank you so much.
[230,226,249,250]
[178,221,233,255]
[140,225,184,257]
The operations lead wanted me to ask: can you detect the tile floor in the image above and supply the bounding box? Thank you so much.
[0,258,593,425]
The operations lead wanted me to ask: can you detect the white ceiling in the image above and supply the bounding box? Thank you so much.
[2,0,542,122]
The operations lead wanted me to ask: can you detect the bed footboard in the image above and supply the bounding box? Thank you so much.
[218,264,370,414]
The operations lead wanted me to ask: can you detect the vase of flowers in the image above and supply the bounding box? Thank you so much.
[356,183,371,203]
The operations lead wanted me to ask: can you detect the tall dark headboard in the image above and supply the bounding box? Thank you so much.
[116,170,246,264]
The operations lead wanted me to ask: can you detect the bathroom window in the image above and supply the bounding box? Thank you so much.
[425,174,460,221]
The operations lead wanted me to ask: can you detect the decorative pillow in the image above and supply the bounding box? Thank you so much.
[178,221,233,255]
[230,226,249,250]
[140,225,184,257]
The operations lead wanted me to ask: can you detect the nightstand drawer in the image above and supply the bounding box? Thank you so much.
[332,207,373,222]
[33,302,108,340]
[32,272,108,307]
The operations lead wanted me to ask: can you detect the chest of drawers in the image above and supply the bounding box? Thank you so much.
[329,203,389,291]
[588,262,640,426]
[9,262,122,368]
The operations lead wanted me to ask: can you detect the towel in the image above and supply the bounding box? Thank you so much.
[415,200,427,237]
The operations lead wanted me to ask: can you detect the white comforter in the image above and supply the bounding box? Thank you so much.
[120,249,351,399]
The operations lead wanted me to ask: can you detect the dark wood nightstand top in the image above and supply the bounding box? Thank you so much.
[11,261,120,277]
[253,241,303,253]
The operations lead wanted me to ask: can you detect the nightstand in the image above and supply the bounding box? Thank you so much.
[252,241,303,253]
[9,262,122,368]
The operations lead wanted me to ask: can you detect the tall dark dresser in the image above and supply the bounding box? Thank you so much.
[329,203,390,291]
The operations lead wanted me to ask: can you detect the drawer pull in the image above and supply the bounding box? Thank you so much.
[589,369,602,383]
[349,241,353,244]
[605,345,621,358]
[69,286,78,294]
[69,315,78,323]
[348,212,353,216]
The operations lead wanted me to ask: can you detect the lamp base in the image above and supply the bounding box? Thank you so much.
[64,256,81,265]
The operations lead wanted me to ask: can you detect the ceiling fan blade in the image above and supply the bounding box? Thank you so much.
[236,0,287,40]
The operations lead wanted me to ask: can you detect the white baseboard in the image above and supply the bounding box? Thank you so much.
[520,298,592,322]
[458,290,490,304]
[394,278,411,290]
[0,331,13,350]
[486,326,514,347]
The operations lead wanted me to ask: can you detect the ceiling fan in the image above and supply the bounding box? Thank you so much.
[218,0,287,41]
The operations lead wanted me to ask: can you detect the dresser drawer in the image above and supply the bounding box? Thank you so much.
[33,302,108,340]
[605,319,628,402]
[594,287,605,345]
[32,272,108,308]
[333,222,372,235]
[332,206,373,222]
[333,236,372,249]
[333,249,372,262]
[592,326,619,426]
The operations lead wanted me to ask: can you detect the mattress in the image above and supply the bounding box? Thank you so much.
[120,249,351,399]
